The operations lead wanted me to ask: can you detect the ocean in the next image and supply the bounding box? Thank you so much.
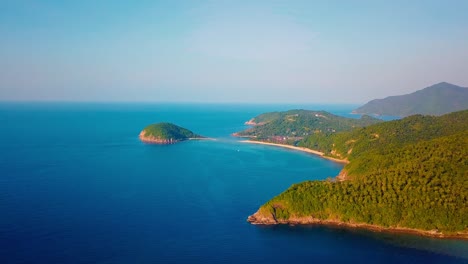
[0,103,466,264]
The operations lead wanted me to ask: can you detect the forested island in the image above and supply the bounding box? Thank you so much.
[243,110,468,238]
[139,123,203,144]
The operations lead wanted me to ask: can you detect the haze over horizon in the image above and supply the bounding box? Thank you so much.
[1,0,467,104]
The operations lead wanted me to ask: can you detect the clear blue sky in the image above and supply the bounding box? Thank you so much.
[1,0,467,103]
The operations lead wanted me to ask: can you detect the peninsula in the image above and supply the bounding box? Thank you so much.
[139,122,204,144]
[234,109,382,144]
[245,110,468,239]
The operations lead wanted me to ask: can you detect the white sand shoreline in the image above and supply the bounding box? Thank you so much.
[240,140,349,164]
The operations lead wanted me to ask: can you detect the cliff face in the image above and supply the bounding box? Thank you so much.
[139,131,181,144]
[248,211,333,225]
[247,210,278,225]
[247,207,331,225]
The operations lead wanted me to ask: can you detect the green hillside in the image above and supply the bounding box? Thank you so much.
[247,111,285,124]
[236,110,382,143]
[353,82,468,117]
[249,110,468,235]
[299,110,468,164]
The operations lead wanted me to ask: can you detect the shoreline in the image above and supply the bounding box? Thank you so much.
[188,137,216,141]
[139,128,215,144]
[239,140,349,164]
[242,139,466,239]
[140,136,215,144]
[247,213,468,240]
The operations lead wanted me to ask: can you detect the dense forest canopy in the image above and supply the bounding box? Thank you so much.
[299,110,468,163]
[251,110,468,235]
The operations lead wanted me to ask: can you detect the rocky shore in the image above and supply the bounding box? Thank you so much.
[245,118,272,126]
[247,211,468,239]
[139,131,182,144]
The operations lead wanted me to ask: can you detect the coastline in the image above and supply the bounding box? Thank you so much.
[140,136,215,144]
[139,129,214,144]
[242,139,466,239]
[189,137,216,141]
[239,140,349,164]
[247,212,468,240]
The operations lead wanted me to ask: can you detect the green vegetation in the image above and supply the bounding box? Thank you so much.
[353,82,468,117]
[254,110,468,234]
[248,111,285,124]
[237,110,382,143]
[142,122,201,140]
[299,110,468,163]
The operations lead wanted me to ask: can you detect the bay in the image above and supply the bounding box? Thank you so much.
[0,103,466,263]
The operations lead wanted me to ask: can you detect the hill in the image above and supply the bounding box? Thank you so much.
[353,82,468,117]
[139,123,202,144]
[234,110,382,145]
[248,110,468,237]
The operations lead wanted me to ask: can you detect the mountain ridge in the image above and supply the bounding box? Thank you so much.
[353,82,468,117]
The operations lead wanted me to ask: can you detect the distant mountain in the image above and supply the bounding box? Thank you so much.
[353,82,468,117]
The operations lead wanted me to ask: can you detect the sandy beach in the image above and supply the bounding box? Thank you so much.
[239,140,349,164]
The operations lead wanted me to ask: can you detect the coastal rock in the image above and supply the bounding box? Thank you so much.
[247,209,468,239]
[244,119,258,126]
[139,131,180,144]
[247,211,278,225]
[336,169,348,181]
[247,210,324,226]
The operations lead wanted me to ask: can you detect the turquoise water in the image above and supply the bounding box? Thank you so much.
[0,103,466,264]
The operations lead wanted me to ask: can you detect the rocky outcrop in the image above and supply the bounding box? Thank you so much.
[247,210,324,225]
[247,211,278,225]
[247,209,468,239]
[244,119,267,126]
[244,119,258,126]
[139,131,181,144]
[336,169,348,181]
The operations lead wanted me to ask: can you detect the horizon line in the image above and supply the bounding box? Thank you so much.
[0,100,364,105]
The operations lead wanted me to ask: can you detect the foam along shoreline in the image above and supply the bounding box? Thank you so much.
[239,140,349,164]
[140,137,215,144]
[139,131,215,144]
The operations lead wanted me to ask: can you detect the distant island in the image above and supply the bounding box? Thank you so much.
[246,110,468,238]
[139,122,204,144]
[353,82,468,117]
[234,110,382,146]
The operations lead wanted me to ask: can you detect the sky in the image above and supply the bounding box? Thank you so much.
[1,0,467,104]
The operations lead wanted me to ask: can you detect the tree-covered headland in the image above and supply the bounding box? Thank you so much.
[248,110,468,237]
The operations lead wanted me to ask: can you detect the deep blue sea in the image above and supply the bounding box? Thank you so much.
[0,103,466,264]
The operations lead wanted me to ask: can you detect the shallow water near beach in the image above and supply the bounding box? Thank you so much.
[0,103,466,264]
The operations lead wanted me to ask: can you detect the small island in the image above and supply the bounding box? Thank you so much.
[139,122,204,144]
